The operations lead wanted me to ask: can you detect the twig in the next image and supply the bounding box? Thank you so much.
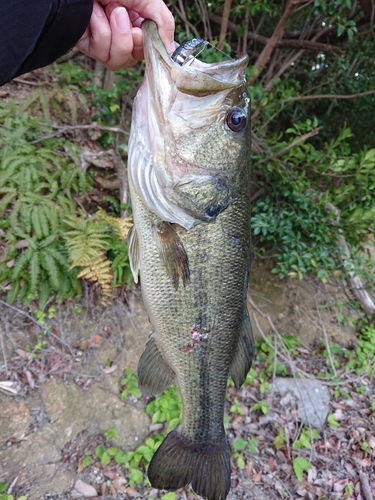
[0,332,8,377]
[13,78,40,86]
[252,127,322,167]
[7,475,19,494]
[314,295,337,376]
[0,299,75,356]
[209,13,343,56]
[247,294,371,386]
[359,472,374,500]
[30,123,128,145]
[285,89,375,102]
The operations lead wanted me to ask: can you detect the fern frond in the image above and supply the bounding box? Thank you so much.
[41,250,60,290]
[30,252,40,292]
[0,189,17,212]
[11,246,32,280]
[77,251,114,299]
[7,280,20,305]
[31,206,43,240]
[96,207,133,240]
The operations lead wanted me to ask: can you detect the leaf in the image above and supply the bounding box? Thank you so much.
[95,444,105,459]
[129,469,143,484]
[0,484,8,494]
[73,480,97,497]
[161,493,176,500]
[274,428,286,450]
[327,413,340,427]
[292,456,312,480]
[101,451,110,466]
[232,438,247,451]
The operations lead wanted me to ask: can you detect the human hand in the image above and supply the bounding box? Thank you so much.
[76,0,175,71]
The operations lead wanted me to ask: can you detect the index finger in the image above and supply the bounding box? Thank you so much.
[99,0,175,51]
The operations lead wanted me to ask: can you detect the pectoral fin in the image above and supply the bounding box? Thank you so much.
[138,333,176,396]
[229,312,254,388]
[127,225,140,283]
[152,221,190,289]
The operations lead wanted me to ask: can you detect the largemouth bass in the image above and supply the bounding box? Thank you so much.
[127,20,253,500]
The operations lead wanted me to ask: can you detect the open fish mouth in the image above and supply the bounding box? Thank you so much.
[142,19,249,98]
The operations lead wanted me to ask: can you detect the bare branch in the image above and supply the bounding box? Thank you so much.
[209,12,343,56]
[218,0,232,50]
[285,89,375,102]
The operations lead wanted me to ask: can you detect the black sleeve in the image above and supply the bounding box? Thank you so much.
[0,0,94,86]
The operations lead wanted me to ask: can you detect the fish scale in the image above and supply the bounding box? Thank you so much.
[128,20,253,500]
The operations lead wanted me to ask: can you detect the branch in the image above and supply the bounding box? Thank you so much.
[209,13,343,56]
[250,0,301,85]
[285,89,375,102]
[252,126,322,167]
[218,0,232,50]
[0,299,75,356]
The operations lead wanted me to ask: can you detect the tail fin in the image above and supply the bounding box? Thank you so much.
[147,427,231,500]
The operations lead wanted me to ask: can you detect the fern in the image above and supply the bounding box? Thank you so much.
[0,86,133,307]
[96,207,133,240]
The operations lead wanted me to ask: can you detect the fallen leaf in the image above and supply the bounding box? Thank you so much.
[15,349,29,360]
[252,472,262,482]
[15,239,29,249]
[72,479,97,498]
[124,487,143,498]
[91,334,101,343]
[25,370,35,389]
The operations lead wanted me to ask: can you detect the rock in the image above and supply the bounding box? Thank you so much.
[271,377,331,428]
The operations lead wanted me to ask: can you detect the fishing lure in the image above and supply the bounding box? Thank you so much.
[171,38,208,66]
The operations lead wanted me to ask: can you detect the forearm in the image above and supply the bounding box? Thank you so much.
[0,0,93,86]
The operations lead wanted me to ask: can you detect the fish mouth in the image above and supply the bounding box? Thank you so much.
[142,19,249,98]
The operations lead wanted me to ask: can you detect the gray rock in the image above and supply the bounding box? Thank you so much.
[271,377,331,428]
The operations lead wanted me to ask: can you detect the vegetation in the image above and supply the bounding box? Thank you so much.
[0,0,374,323]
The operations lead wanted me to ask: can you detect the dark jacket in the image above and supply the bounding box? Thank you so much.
[0,0,93,86]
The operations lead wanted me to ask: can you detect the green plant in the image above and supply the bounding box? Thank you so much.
[146,386,182,431]
[293,427,320,450]
[64,210,133,300]
[274,427,286,451]
[120,369,142,399]
[252,401,269,415]
[0,100,88,306]
[0,484,26,500]
[344,324,375,374]
[327,414,340,428]
[292,456,312,481]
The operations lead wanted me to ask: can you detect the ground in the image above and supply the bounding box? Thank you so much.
[0,263,374,500]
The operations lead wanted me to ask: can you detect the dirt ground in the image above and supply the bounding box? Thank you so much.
[0,263,374,500]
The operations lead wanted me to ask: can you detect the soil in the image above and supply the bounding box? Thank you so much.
[1,262,373,500]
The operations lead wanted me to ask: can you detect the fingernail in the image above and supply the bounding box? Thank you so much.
[93,2,104,17]
[114,7,130,33]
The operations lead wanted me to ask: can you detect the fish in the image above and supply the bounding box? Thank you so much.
[127,20,253,500]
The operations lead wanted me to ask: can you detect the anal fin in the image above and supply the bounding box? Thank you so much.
[152,221,190,289]
[138,333,176,396]
[229,311,254,388]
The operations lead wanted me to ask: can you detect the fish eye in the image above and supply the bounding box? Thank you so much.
[226,107,246,132]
